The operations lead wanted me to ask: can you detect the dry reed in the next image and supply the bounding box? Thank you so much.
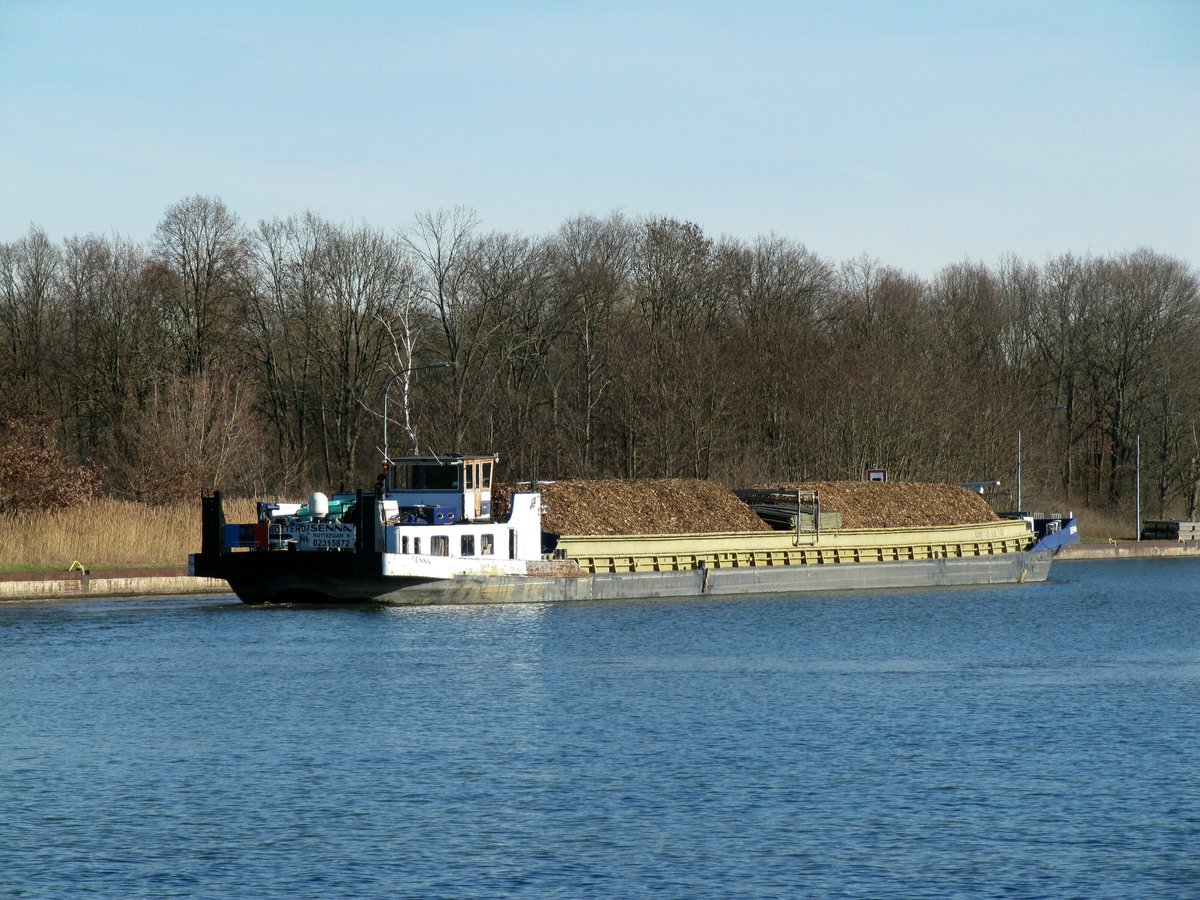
[1053,504,1131,542]
[0,498,257,571]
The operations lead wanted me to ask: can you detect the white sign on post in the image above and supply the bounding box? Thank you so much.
[294,521,356,550]
[867,468,887,482]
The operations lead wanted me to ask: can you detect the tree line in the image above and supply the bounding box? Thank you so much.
[2,195,1198,521]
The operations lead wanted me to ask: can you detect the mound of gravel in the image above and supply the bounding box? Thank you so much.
[495,478,771,535]
[494,478,998,535]
[752,482,1000,529]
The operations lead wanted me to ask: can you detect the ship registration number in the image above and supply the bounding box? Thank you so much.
[295,522,356,550]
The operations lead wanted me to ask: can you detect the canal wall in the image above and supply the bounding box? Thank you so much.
[0,568,232,602]
[1056,541,1200,561]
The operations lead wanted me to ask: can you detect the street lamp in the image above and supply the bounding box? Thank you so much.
[1135,410,1180,541]
[1016,404,1066,514]
[382,361,452,463]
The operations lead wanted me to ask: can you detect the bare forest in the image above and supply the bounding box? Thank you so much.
[3,195,1199,523]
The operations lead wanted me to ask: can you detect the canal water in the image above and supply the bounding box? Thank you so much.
[1,559,1197,898]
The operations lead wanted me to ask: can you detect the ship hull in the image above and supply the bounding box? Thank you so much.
[217,550,1055,606]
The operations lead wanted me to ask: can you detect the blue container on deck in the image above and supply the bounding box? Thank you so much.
[224,524,260,548]
[401,505,459,525]
[428,505,458,524]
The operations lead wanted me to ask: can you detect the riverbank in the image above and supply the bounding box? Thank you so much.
[2,541,1196,602]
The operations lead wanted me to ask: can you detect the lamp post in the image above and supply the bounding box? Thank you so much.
[1016,404,1066,514]
[1136,410,1180,541]
[382,361,452,463]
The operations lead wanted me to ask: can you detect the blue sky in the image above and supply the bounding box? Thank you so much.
[2,0,1197,276]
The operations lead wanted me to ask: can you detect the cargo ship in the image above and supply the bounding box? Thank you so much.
[189,453,1078,605]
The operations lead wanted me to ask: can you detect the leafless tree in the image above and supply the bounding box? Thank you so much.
[57,234,166,472]
[0,226,61,391]
[717,235,833,478]
[548,213,634,475]
[311,219,415,483]
[152,195,251,377]
[116,374,257,502]
[405,208,488,449]
[247,213,325,484]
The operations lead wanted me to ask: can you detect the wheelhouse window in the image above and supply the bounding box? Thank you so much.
[408,465,460,491]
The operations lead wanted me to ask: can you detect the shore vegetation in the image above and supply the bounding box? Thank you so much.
[3,197,1198,533]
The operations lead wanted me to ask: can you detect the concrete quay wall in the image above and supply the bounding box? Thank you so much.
[0,570,232,602]
[1056,541,1200,561]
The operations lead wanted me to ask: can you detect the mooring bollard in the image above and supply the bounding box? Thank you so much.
[68,560,90,592]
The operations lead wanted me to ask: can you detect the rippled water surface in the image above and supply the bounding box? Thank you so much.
[2,559,1198,898]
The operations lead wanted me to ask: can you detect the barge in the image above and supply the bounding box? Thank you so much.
[189,453,1078,606]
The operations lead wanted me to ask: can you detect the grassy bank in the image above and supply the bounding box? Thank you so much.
[1052,503,1149,543]
[0,498,256,572]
